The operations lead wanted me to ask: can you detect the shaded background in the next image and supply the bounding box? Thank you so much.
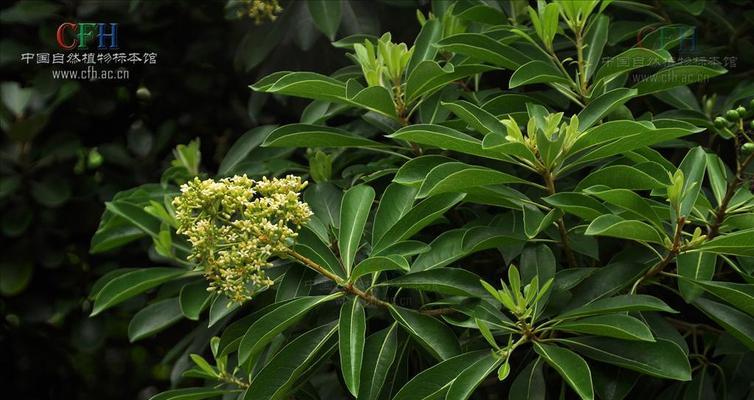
[2,0,754,399]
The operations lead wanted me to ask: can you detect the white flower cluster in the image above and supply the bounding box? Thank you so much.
[173,175,311,303]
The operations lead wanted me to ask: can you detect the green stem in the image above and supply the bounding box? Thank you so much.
[542,171,577,267]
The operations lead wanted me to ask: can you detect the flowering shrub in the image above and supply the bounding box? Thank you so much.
[173,175,311,302]
[88,1,754,399]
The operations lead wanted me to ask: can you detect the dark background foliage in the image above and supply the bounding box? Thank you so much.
[2,0,753,399]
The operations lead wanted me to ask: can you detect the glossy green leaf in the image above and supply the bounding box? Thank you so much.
[585,215,666,244]
[149,388,236,400]
[695,228,754,257]
[407,19,442,74]
[676,252,716,303]
[218,125,276,176]
[372,183,417,245]
[585,187,664,228]
[339,297,366,396]
[263,124,383,148]
[441,100,505,135]
[575,162,670,191]
[561,337,691,381]
[434,33,528,70]
[91,268,187,316]
[179,280,212,321]
[578,88,637,130]
[381,268,490,300]
[544,192,612,221]
[686,279,754,317]
[393,155,455,187]
[238,293,341,364]
[558,294,676,320]
[308,0,341,40]
[350,255,409,281]
[388,124,508,161]
[357,324,399,400]
[693,298,754,351]
[391,350,487,400]
[678,147,707,217]
[510,60,571,88]
[405,61,494,103]
[372,192,465,252]
[417,162,528,198]
[534,343,594,400]
[244,323,338,400]
[339,185,375,275]
[128,297,183,342]
[445,352,501,400]
[389,305,460,361]
[509,358,545,400]
[555,314,655,341]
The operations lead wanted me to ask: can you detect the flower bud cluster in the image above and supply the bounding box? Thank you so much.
[173,175,311,303]
[235,0,283,24]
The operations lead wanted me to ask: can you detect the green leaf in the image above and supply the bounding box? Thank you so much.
[351,255,409,281]
[391,351,488,400]
[339,185,375,275]
[544,192,612,221]
[275,265,315,302]
[339,297,366,396]
[128,297,183,342]
[218,125,276,176]
[252,71,347,103]
[388,124,508,161]
[244,323,338,400]
[105,201,161,238]
[389,305,460,361]
[593,48,670,84]
[372,183,417,245]
[407,19,442,74]
[686,279,754,317]
[568,121,700,169]
[578,88,637,130]
[305,182,342,227]
[308,0,341,40]
[676,252,716,303]
[445,352,501,400]
[405,61,494,103]
[634,63,727,95]
[179,280,212,321]
[91,268,187,316]
[149,388,236,400]
[557,294,676,320]
[357,324,399,400]
[705,153,731,207]
[238,294,341,364]
[441,100,505,135]
[417,162,528,199]
[585,215,666,244]
[509,358,545,400]
[561,337,691,381]
[381,268,490,300]
[393,155,455,187]
[575,162,670,191]
[509,60,570,88]
[0,261,32,296]
[522,204,560,239]
[372,192,465,252]
[678,147,706,217]
[695,228,754,257]
[555,314,655,341]
[534,343,594,400]
[263,124,383,148]
[434,33,528,70]
[584,187,664,228]
[693,298,754,351]
[584,15,609,81]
